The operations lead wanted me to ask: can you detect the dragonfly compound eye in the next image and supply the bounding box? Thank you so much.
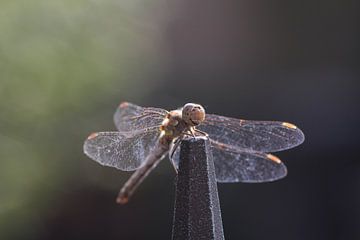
[182,103,205,126]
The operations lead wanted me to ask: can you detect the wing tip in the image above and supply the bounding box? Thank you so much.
[282,122,305,146]
[87,132,99,140]
[119,101,129,108]
[282,122,297,129]
[266,154,282,164]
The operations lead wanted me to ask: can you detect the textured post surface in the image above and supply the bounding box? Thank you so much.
[172,136,225,240]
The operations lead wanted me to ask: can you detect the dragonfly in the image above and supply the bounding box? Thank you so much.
[83,102,304,204]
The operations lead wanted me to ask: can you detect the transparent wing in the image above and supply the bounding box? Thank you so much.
[83,128,160,171]
[169,139,287,183]
[198,113,305,153]
[210,141,287,183]
[113,102,168,132]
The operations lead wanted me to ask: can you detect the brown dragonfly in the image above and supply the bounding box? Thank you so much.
[83,102,304,204]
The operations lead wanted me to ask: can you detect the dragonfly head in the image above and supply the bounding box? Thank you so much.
[182,103,205,126]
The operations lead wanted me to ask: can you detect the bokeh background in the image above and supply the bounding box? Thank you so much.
[1,1,359,239]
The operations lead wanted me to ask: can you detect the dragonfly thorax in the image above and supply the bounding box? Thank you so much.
[160,110,187,141]
[159,103,205,145]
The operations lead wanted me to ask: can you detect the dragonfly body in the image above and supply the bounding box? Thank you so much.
[117,105,206,203]
[84,102,304,204]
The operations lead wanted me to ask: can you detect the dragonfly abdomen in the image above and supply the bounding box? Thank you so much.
[116,141,170,204]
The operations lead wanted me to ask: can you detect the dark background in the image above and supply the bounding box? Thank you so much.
[0,1,359,239]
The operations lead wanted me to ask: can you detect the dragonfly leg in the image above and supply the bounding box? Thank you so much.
[194,129,208,137]
[170,138,181,160]
[187,128,197,138]
[182,130,195,138]
[169,138,182,173]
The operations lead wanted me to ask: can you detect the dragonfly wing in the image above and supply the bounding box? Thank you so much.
[113,102,168,132]
[210,141,287,183]
[169,140,287,182]
[83,128,160,171]
[198,113,305,153]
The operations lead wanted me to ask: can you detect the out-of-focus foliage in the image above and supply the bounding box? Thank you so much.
[0,1,167,238]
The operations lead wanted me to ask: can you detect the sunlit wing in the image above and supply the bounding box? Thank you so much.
[83,128,160,171]
[198,113,305,153]
[113,102,168,132]
[210,140,287,183]
[170,139,287,183]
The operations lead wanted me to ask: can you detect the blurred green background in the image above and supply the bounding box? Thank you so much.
[0,1,169,238]
[0,0,359,239]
